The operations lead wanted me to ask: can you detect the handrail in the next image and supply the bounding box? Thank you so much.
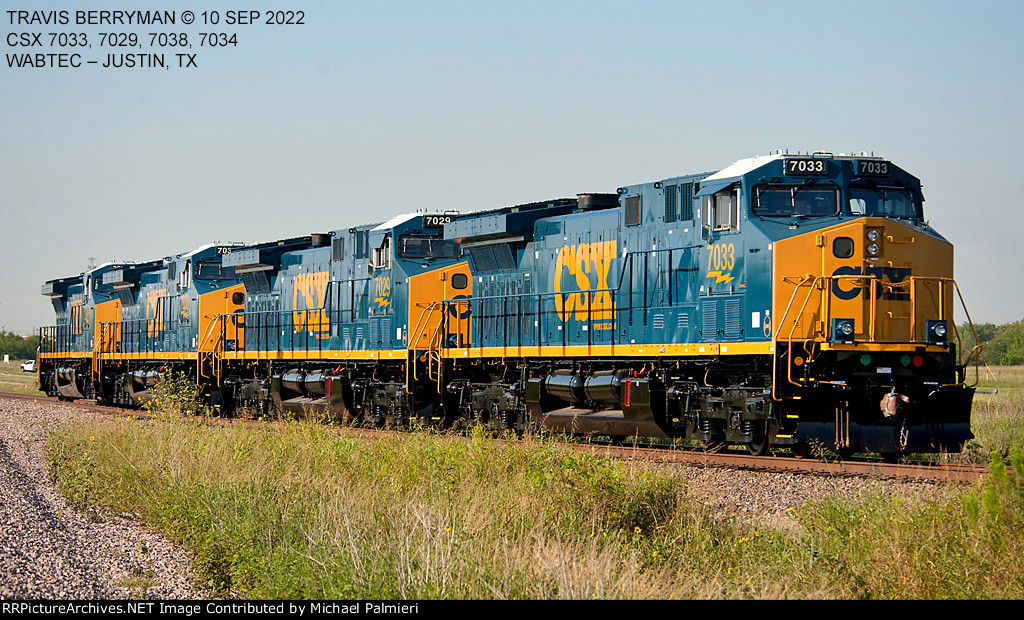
[198,313,225,381]
[408,301,442,384]
[950,278,982,387]
[770,274,813,400]
[410,301,442,352]
[784,276,822,391]
[92,327,103,377]
[771,272,981,399]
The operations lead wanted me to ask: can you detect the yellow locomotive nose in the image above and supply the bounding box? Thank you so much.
[773,218,954,345]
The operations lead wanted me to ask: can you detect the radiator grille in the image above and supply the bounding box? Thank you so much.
[724,298,743,341]
[625,196,642,226]
[664,185,677,223]
[701,299,718,342]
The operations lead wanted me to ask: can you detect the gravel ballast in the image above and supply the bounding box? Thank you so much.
[0,397,202,599]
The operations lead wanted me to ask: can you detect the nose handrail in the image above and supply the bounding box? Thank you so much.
[771,273,981,400]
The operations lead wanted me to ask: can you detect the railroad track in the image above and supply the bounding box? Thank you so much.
[0,391,139,417]
[579,443,989,484]
[1,391,989,484]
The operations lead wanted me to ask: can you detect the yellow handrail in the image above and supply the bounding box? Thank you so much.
[771,273,980,399]
[407,301,453,394]
[198,314,225,381]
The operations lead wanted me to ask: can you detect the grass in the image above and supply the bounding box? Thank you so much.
[0,358,43,395]
[35,364,1024,598]
[46,410,1024,599]
[956,365,1024,463]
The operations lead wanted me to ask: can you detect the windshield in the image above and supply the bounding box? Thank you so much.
[398,236,462,259]
[754,186,838,217]
[195,261,237,281]
[848,187,920,219]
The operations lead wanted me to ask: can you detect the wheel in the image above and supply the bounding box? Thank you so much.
[746,421,771,456]
[747,435,770,456]
[791,440,811,459]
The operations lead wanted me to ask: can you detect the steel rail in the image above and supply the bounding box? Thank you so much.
[1,391,989,484]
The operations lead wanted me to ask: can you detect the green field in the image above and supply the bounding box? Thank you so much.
[959,365,1024,463]
[40,368,1024,599]
[0,358,42,395]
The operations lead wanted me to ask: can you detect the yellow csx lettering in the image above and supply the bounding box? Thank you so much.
[146,289,165,336]
[69,299,84,335]
[293,271,329,333]
[554,241,617,322]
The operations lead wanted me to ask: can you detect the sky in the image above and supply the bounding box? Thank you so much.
[1,0,1022,334]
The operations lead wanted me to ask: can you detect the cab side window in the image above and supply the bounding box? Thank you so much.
[372,236,391,270]
[702,188,740,233]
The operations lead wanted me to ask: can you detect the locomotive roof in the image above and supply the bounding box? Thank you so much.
[703,151,893,184]
[174,242,245,260]
[371,213,418,231]
[703,154,783,183]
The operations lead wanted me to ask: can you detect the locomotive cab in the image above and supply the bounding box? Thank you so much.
[701,152,976,457]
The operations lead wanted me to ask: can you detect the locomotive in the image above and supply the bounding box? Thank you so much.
[38,152,979,458]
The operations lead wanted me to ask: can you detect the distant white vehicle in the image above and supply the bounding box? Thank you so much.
[21,360,36,372]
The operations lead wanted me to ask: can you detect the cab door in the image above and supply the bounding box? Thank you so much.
[407,262,473,351]
[224,287,246,351]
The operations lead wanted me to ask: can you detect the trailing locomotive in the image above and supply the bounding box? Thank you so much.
[38,152,980,458]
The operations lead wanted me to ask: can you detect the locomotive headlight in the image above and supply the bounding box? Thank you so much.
[927,320,948,345]
[867,243,880,256]
[867,229,880,242]
[832,318,856,343]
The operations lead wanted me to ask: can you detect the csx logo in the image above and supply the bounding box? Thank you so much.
[554,241,617,323]
[293,271,329,333]
[832,266,911,301]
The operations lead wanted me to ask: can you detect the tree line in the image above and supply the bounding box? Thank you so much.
[958,321,1024,366]
[0,331,42,360]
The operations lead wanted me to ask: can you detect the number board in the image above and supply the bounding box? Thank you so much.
[423,215,454,228]
[784,158,829,175]
[855,160,891,177]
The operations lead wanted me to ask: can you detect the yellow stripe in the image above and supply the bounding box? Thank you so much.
[221,350,402,361]
[42,352,201,361]
[104,342,780,362]
[38,353,90,360]
[440,342,775,359]
[99,352,199,361]
[49,350,401,362]
[818,342,950,353]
